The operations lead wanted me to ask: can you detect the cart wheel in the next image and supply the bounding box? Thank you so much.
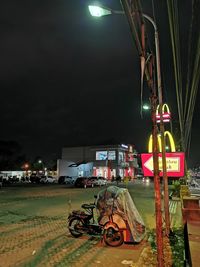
[103,227,124,247]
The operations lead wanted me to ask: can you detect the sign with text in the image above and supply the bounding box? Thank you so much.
[141,152,185,177]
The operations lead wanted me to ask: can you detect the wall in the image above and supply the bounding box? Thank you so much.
[62,146,92,162]
[57,159,93,178]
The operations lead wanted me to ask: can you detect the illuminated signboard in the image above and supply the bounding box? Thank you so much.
[96,151,116,160]
[148,131,176,153]
[156,104,171,123]
[141,152,185,177]
[121,144,128,149]
[108,151,116,160]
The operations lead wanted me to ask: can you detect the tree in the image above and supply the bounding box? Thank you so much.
[0,140,26,170]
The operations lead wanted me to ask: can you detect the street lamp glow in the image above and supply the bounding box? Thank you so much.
[143,104,150,110]
[88,5,112,17]
[24,164,29,169]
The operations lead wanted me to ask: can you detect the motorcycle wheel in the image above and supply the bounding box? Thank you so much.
[103,227,124,247]
[68,218,83,238]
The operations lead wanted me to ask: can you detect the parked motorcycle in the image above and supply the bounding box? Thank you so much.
[68,198,124,247]
[68,186,146,246]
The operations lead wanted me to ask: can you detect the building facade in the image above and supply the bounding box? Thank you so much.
[58,144,139,180]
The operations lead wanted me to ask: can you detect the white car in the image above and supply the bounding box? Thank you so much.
[40,176,56,184]
[89,176,107,186]
[98,177,107,186]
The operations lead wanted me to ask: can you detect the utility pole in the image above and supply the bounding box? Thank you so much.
[120,1,165,265]
[151,93,164,267]
[88,2,167,265]
[145,15,170,235]
[147,56,164,266]
[121,1,167,259]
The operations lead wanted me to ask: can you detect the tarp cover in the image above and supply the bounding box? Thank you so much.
[96,186,145,242]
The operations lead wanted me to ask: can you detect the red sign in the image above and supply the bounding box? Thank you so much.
[156,112,171,123]
[141,152,185,177]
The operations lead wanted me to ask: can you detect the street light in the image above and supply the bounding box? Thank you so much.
[89,3,167,265]
[88,5,112,17]
[24,163,29,169]
[142,104,150,110]
[88,5,124,17]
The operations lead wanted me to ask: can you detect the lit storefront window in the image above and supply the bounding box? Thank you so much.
[119,152,124,162]
[108,151,116,160]
[96,151,108,160]
[96,151,116,160]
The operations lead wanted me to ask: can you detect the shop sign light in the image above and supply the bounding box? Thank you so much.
[121,144,128,149]
[148,131,176,153]
[156,104,171,123]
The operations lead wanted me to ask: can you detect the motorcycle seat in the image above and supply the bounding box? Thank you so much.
[81,204,96,209]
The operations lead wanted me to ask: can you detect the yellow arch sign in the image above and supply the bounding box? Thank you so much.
[156,103,170,115]
[148,131,176,153]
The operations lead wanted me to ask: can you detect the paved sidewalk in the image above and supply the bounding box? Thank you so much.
[187,222,200,267]
[0,215,147,267]
[79,238,147,267]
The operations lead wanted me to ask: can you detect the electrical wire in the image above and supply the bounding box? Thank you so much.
[166,0,200,157]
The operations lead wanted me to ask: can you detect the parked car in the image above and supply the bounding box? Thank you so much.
[9,176,20,183]
[58,176,70,184]
[99,177,107,186]
[30,174,41,184]
[40,176,56,184]
[21,176,30,183]
[89,176,107,186]
[74,177,94,188]
[58,176,76,184]
[64,176,76,184]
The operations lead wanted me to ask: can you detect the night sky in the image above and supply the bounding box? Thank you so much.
[0,0,199,167]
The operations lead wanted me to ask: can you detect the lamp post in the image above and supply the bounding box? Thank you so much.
[88,4,168,266]
[142,14,170,236]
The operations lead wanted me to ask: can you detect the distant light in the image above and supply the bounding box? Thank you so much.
[38,160,42,164]
[143,104,150,110]
[165,146,169,150]
[121,144,128,149]
[88,5,112,17]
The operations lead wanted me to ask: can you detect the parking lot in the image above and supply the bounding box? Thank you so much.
[0,181,182,266]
